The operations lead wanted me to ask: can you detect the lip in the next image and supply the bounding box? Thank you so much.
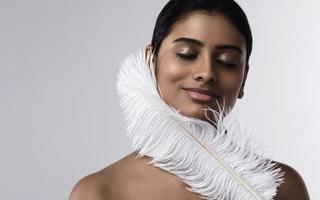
[183,87,219,102]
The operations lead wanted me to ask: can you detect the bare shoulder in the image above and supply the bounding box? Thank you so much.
[69,154,135,200]
[69,170,113,200]
[273,161,310,200]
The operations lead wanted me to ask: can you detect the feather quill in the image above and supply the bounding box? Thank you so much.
[117,51,284,200]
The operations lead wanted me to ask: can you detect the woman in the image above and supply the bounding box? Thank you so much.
[70,0,309,199]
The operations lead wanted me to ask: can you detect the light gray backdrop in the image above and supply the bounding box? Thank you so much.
[0,0,319,199]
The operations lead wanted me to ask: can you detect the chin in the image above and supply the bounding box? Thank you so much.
[180,101,225,122]
[180,105,208,120]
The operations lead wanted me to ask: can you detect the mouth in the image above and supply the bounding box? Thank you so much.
[183,87,220,102]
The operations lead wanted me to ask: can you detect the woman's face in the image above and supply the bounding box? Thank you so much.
[149,11,248,122]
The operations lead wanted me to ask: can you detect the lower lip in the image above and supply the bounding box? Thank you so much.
[185,89,215,102]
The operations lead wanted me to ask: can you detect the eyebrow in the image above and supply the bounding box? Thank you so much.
[172,37,243,55]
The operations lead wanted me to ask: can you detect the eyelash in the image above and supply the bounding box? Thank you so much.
[176,53,237,68]
[176,53,198,61]
[216,60,237,68]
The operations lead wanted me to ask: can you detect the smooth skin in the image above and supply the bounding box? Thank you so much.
[69,12,309,200]
[152,11,247,123]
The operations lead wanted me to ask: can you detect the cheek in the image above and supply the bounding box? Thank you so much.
[156,56,190,105]
[156,57,188,91]
[219,71,243,97]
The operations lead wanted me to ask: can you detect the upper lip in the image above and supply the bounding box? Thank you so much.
[183,87,220,97]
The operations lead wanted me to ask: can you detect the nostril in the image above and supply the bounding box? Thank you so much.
[194,74,204,81]
[209,77,216,83]
[193,72,217,83]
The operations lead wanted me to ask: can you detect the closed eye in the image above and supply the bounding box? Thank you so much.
[216,60,237,68]
[176,53,198,61]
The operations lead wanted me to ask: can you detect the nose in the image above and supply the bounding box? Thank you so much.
[192,56,216,83]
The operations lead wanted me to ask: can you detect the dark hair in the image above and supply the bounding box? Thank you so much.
[151,0,252,69]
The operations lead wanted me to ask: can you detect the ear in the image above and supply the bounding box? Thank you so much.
[238,67,249,99]
[144,45,154,66]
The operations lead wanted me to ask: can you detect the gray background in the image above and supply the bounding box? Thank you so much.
[0,0,319,199]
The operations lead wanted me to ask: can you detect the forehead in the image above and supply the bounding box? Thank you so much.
[164,11,246,51]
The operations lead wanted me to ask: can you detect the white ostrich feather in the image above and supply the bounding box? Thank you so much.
[116,51,284,200]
